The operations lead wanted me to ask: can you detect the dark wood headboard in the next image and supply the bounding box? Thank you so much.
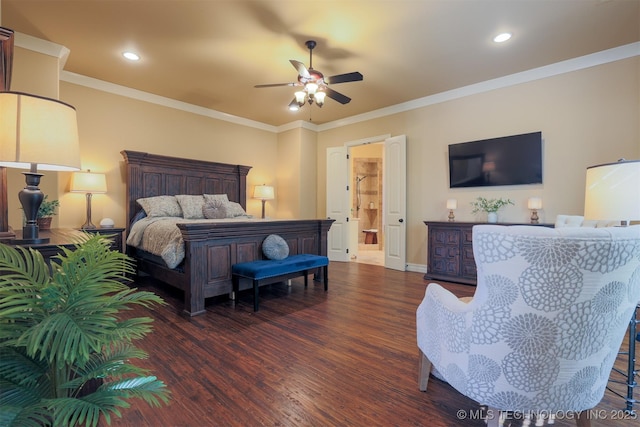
[121,150,252,229]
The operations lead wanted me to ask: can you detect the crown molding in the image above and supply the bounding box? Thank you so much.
[316,42,640,132]
[60,71,277,133]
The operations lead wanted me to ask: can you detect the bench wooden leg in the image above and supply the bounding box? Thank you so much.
[323,265,328,291]
[231,275,238,300]
[253,279,260,312]
[304,271,308,288]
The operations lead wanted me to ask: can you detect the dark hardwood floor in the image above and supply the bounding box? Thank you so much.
[109,261,637,427]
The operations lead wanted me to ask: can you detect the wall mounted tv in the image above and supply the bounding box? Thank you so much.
[448,131,543,188]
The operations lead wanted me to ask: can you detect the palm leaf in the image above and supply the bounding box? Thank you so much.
[103,376,171,407]
[62,344,150,391]
[0,402,51,427]
[48,393,127,427]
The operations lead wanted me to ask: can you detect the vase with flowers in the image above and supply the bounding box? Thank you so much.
[471,197,514,223]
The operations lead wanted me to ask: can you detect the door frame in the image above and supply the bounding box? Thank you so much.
[327,133,407,270]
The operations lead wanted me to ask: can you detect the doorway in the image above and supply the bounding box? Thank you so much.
[350,143,384,266]
[326,134,406,270]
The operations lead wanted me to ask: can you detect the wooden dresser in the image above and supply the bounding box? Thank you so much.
[424,221,552,285]
[424,221,477,285]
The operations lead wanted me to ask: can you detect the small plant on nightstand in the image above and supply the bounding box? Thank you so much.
[21,195,60,230]
[36,195,60,219]
[37,196,60,230]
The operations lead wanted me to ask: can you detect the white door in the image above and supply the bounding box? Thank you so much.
[383,135,407,270]
[326,146,350,262]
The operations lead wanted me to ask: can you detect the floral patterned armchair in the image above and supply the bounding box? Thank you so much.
[417,225,640,426]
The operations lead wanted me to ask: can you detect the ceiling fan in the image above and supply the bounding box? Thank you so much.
[254,40,363,110]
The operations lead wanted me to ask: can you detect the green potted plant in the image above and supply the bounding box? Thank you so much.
[0,234,170,427]
[36,195,60,230]
[471,196,514,223]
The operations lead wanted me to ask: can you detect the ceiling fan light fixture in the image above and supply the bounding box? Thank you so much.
[315,91,326,107]
[305,82,318,95]
[294,91,306,107]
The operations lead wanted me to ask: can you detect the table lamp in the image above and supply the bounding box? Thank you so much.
[527,197,542,224]
[446,199,457,222]
[253,184,274,219]
[584,159,640,226]
[0,91,81,243]
[70,170,107,229]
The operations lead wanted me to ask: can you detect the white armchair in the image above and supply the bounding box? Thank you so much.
[417,225,640,426]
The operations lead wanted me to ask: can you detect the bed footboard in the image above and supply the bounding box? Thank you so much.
[177,219,334,315]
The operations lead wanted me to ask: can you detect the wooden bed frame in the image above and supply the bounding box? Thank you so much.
[122,151,334,316]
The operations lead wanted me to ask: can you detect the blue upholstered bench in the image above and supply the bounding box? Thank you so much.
[231,254,329,311]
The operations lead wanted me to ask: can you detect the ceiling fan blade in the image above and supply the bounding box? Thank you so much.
[325,88,351,104]
[254,83,297,88]
[290,60,311,79]
[325,72,363,85]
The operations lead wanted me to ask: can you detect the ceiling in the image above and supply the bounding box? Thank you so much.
[2,0,639,127]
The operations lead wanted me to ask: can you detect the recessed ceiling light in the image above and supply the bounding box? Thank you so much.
[493,33,512,43]
[122,51,140,61]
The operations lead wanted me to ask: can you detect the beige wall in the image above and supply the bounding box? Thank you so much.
[55,83,279,228]
[317,57,640,267]
[275,127,317,219]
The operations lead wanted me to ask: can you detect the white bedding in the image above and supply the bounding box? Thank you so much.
[127,216,258,269]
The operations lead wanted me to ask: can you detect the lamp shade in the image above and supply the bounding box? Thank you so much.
[70,171,107,193]
[0,91,81,171]
[253,185,274,200]
[528,197,542,210]
[584,160,640,221]
[446,199,457,210]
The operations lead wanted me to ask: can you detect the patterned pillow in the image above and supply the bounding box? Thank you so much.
[175,195,205,219]
[202,200,228,219]
[203,194,229,205]
[262,234,289,260]
[136,195,182,217]
[224,201,248,218]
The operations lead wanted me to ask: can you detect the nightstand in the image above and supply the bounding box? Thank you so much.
[82,227,125,253]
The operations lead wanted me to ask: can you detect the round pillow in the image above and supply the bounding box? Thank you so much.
[262,234,289,260]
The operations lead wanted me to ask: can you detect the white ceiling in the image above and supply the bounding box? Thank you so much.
[2,0,639,127]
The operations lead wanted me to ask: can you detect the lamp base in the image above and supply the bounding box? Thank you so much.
[80,192,96,229]
[16,171,50,244]
[530,210,539,224]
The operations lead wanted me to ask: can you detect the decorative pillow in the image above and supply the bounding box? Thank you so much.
[175,195,205,219]
[224,201,248,218]
[203,194,229,205]
[202,200,228,219]
[136,195,182,217]
[262,234,289,260]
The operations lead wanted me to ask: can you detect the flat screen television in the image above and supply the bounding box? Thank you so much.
[448,131,543,188]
